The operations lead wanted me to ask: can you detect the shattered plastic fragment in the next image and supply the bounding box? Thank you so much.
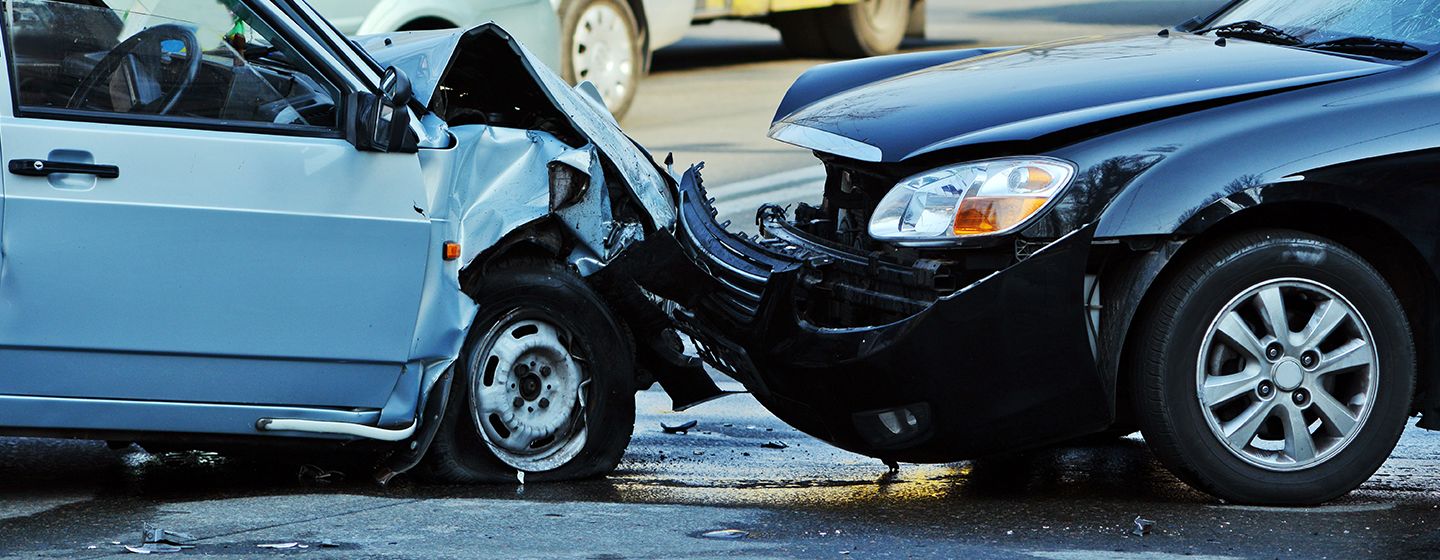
[1132,516,1155,536]
[662,420,699,434]
[701,529,749,540]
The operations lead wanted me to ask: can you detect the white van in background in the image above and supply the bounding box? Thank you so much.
[309,0,689,119]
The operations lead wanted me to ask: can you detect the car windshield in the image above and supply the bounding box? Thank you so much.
[1207,0,1440,56]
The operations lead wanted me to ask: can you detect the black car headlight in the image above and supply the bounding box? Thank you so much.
[869,157,1076,243]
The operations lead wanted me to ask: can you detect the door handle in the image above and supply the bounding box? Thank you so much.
[8,159,119,179]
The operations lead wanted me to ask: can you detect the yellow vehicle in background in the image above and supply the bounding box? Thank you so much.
[693,0,926,57]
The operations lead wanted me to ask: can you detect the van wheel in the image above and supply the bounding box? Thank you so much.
[559,0,642,119]
[1134,230,1414,505]
[420,258,635,483]
[819,0,910,57]
[772,10,831,58]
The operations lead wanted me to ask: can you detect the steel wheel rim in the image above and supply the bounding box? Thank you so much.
[1195,278,1378,472]
[470,309,590,472]
[571,1,634,110]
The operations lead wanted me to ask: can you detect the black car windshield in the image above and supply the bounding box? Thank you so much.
[1207,0,1440,56]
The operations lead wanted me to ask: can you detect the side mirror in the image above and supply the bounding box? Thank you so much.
[353,66,418,153]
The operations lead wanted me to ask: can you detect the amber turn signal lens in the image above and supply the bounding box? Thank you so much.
[443,241,462,261]
[953,197,1049,236]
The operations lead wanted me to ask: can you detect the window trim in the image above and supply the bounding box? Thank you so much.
[0,0,356,140]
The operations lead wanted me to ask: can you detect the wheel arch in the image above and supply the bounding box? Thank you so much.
[459,219,569,299]
[1102,199,1440,428]
[398,16,460,31]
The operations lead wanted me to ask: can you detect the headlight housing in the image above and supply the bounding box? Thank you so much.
[868,157,1076,243]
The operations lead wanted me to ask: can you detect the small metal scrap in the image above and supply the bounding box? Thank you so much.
[126,526,194,553]
[141,527,194,546]
[701,529,749,540]
[1132,516,1155,536]
[661,420,699,435]
[760,441,788,450]
[257,542,300,549]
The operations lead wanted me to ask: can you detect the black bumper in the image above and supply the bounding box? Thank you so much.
[653,166,1113,463]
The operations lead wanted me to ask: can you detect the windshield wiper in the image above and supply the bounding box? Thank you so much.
[1198,20,1303,46]
[1300,36,1428,60]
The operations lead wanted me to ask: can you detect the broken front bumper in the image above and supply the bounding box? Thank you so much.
[656,167,1113,463]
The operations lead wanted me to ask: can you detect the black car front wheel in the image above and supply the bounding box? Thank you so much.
[420,257,635,483]
[1134,230,1414,505]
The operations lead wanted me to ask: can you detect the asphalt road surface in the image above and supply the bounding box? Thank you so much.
[7,1,1440,559]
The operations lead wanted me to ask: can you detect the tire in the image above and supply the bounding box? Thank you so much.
[420,257,635,483]
[772,10,831,58]
[818,0,911,58]
[1133,230,1414,505]
[559,0,642,120]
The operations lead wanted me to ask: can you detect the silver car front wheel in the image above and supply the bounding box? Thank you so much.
[470,313,591,472]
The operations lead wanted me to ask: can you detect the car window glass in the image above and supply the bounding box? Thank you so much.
[1213,0,1440,48]
[5,0,340,130]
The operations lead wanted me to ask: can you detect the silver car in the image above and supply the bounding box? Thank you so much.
[0,0,692,483]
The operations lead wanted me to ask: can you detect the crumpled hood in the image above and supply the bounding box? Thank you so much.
[357,26,676,228]
[772,33,1396,162]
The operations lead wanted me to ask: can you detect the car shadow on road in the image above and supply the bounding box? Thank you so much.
[651,38,979,74]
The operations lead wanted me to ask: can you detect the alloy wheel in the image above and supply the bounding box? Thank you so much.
[1196,278,1378,471]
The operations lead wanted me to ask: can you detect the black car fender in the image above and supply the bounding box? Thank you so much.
[1023,62,1440,428]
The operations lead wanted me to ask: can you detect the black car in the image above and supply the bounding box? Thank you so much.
[626,0,1440,505]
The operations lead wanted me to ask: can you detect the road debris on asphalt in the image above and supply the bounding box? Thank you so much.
[297,464,345,485]
[257,542,303,549]
[124,544,184,554]
[761,441,789,450]
[141,527,194,546]
[701,529,750,540]
[1132,516,1155,536]
[662,420,699,434]
[124,526,195,553]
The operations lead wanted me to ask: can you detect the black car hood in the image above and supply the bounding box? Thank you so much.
[771,33,1395,163]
